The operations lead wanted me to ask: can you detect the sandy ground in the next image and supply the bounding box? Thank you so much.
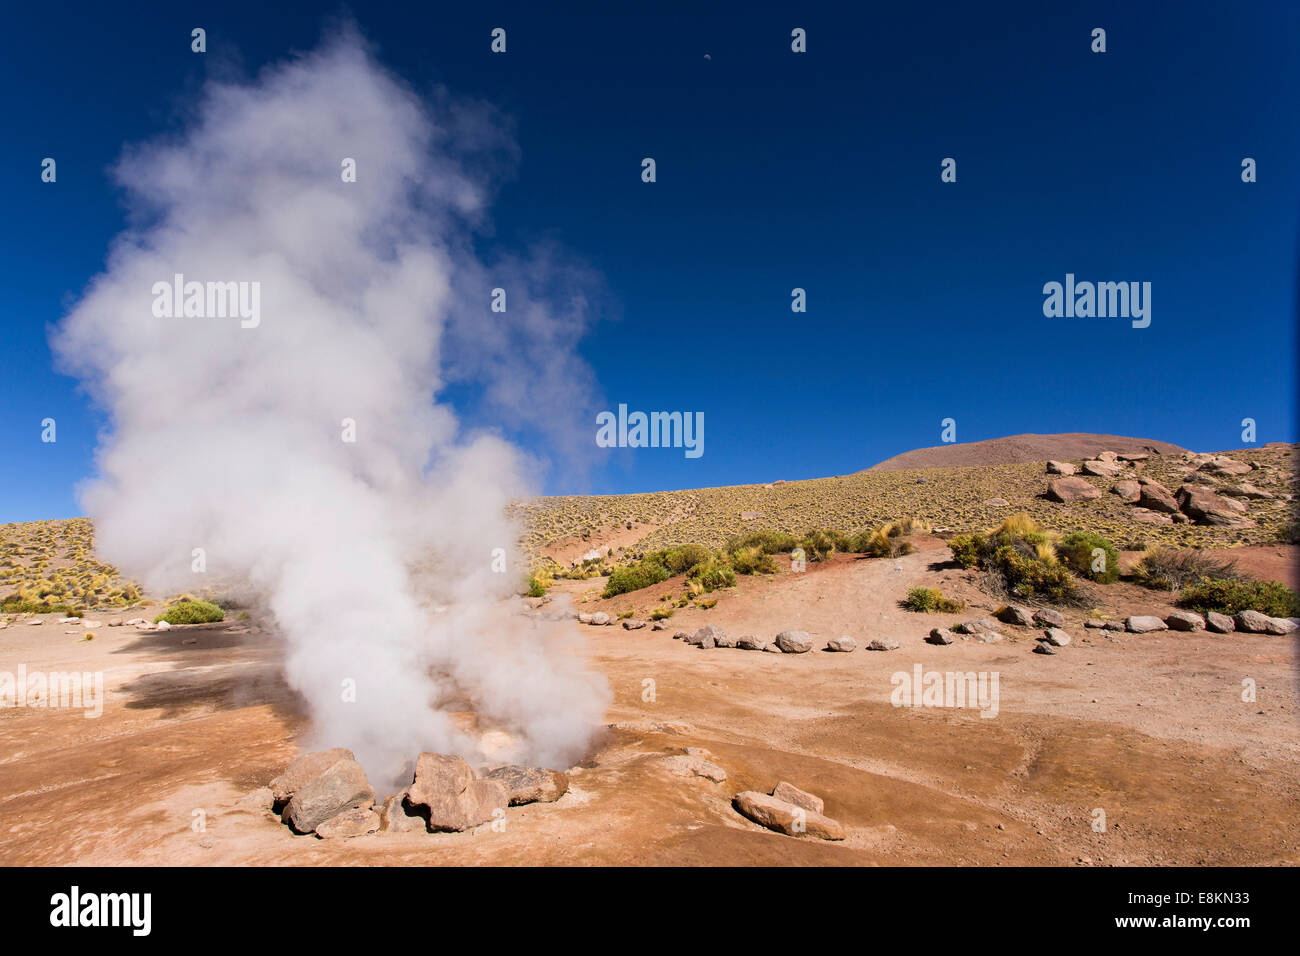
[1,540,1297,866]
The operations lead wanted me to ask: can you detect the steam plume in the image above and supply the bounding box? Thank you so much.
[52,30,610,785]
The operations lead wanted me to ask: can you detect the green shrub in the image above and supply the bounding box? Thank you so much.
[1178,578,1299,618]
[798,530,837,562]
[687,560,736,592]
[730,545,777,575]
[649,606,673,621]
[602,561,671,598]
[948,534,984,569]
[903,586,965,613]
[1057,532,1120,584]
[525,576,547,598]
[727,530,799,555]
[154,599,225,625]
[649,544,713,576]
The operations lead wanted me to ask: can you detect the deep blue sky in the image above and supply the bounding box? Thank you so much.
[2,1,1297,521]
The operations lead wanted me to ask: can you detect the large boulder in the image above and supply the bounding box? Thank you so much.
[1111,480,1142,503]
[1235,610,1295,634]
[1046,460,1076,475]
[270,747,356,805]
[1177,486,1255,527]
[1081,460,1120,477]
[378,791,427,833]
[771,782,825,814]
[775,630,814,654]
[1046,477,1100,502]
[482,766,569,805]
[406,753,508,832]
[1137,480,1180,514]
[1198,457,1252,476]
[281,755,376,834]
[732,791,844,841]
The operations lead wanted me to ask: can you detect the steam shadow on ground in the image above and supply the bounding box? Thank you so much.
[111,624,307,722]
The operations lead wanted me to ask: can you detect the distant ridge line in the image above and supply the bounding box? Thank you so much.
[865,432,1190,473]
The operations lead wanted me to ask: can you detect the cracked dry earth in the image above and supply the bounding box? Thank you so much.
[1,538,1297,866]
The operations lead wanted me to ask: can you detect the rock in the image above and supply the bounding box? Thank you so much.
[983,498,1010,507]
[1137,480,1181,514]
[236,787,275,814]
[1084,620,1106,629]
[1097,450,1119,463]
[762,643,783,653]
[1205,612,1235,633]
[1046,460,1076,475]
[378,792,427,833]
[691,625,727,649]
[1081,460,1120,477]
[1264,617,1298,635]
[775,630,814,654]
[672,630,692,641]
[589,611,610,626]
[926,627,955,645]
[1111,480,1142,502]
[651,620,668,631]
[1234,610,1275,633]
[1047,477,1101,502]
[955,617,1001,634]
[482,766,569,805]
[1117,452,1148,462]
[825,636,857,652]
[155,620,170,631]
[1033,641,1056,655]
[1177,485,1255,527]
[1223,483,1274,500]
[736,635,768,650]
[622,619,647,630]
[771,782,825,814]
[867,638,900,651]
[1103,620,1127,631]
[270,748,357,805]
[406,753,508,832]
[1198,456,1252,476]
[315,807,380,839]
[578,612,594,624]
[660,754,727,784]
[1165,611,1205,631]
[1032,608,1065,628]
[998,605,1034,627]
[1131,507,1173,524]
[282,756,376,834]
[1042,628,1071,647]
[1125,615,1168,634]
[971,631,1003,643]
[732,791,844,841]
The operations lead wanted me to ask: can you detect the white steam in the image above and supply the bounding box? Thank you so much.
[53,31,610,785]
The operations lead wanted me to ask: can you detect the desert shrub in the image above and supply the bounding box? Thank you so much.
[649,606,673,621]
[1133,549,1242,591]
[1057,532,1120,584]
[524,576,548,598]
[694,597,718,609]
[852,525,916,559]
[1,599,78,615]
[730,545,777,575]
[649,544,713,575]
[727,530,799,555]
[154,599,225,625]
[603,561,671,598]
[948,534,984,569]
[903,586,965,613]
[1178,579,1299,618]
[798,530,838,562]
[949,516,1081,605]
[688,560,736,592]
[617,609,634,620]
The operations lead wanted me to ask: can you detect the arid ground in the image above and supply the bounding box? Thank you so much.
[2,534,1296,866]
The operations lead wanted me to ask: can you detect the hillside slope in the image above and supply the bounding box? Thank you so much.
[867,433,1189,472]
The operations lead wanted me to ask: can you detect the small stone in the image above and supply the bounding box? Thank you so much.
[775,630,814,654]
[1032,608,1065,627]
[867,638,900,651]
[1125,615,1168,633]
[1042,628,1071,647]
[378,792,427,833]
[660,754,727,784]
[998,605,1034,627]
[825,636,857,652]
[482,765,569,805]
[590,611,610,626]
[622,619,647,630]
[1205,612,1235,633]
[1033,641,1057,655]
[1165,611,1205,631]
[926,628,955,645]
